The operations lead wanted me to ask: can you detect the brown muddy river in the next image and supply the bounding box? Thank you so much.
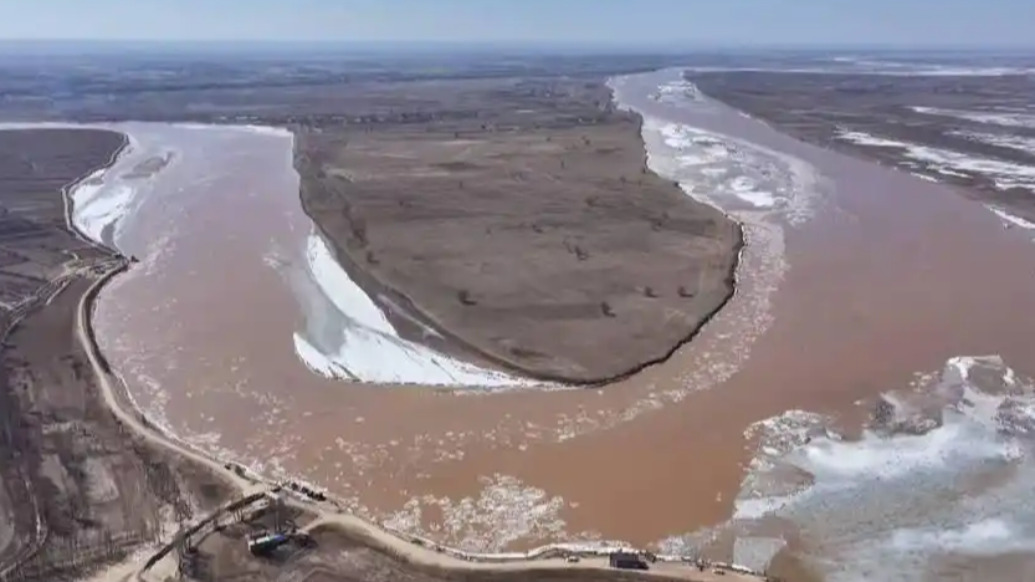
[61,66,1035,581]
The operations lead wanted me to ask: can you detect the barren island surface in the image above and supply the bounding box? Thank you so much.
[295,78,741,383]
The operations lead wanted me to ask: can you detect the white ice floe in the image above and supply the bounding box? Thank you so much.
[889,518,1031,556]
[827,56,1035,77]
[733,537,788,573]
[728,355,1035,582]
[987,206,1035,242]
[836,130,908,149]
[293,231,535,388]
[0,124,146,248]
[729,176,776,208]
[912,106,1035,129]
[836,128,1035,192]
[44,125,183,250]
[383,474,585,553]
[687,63,1035,77]
[653,79,704,103]
[651,120,813,216]
[988,206,1035,231]
[70,177,138,244]
[950,129,1035,155]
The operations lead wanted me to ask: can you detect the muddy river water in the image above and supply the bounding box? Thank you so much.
[61,67,1035,581]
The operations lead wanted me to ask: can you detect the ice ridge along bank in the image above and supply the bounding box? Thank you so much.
[290,229,536,387]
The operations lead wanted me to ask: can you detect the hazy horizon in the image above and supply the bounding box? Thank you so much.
[0,0,1033,50]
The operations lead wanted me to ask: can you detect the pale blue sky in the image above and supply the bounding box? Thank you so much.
[0,0,1031,48]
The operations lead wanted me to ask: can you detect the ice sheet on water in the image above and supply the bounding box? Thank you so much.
[987,206,1035,241]
[647,118,817,218]
[912,106,1035,129]
[730,355,1035,581]
[950,130,1035,156]
[58,123,184,250]
[836,128,1035,192]
[293,231,536,388]
[72,182,138,244]
[0,123,144,249]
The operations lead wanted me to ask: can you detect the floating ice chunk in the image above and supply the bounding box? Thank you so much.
[729,176,776,208]
[890,519,1035,556]
[304,233,395,336]
[837,130,909,149]
[71,181,137,244]
[987,206,1035,237]
[912,106,1035,129]
[733,537,787,573]
[731,355,1035,581]
[950,130,1035,155]
[836,128,1035,192]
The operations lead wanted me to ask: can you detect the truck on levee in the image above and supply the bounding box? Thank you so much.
[247,531,291,556]
[609,551,649,570]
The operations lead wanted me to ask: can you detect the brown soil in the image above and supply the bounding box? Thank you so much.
[295,78,740,383]
[0,129,233,581]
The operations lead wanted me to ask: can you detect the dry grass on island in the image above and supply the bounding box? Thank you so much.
[296,78,741,383]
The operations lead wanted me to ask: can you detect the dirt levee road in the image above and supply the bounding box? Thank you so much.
[296,78,740,383]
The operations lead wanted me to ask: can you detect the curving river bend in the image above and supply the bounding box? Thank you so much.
[54,67,1035,581]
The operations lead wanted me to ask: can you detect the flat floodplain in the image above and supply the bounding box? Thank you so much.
[56,63,1035,581]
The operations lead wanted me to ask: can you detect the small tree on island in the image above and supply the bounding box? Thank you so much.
[458,290,477,306]
[601,301,615,318]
